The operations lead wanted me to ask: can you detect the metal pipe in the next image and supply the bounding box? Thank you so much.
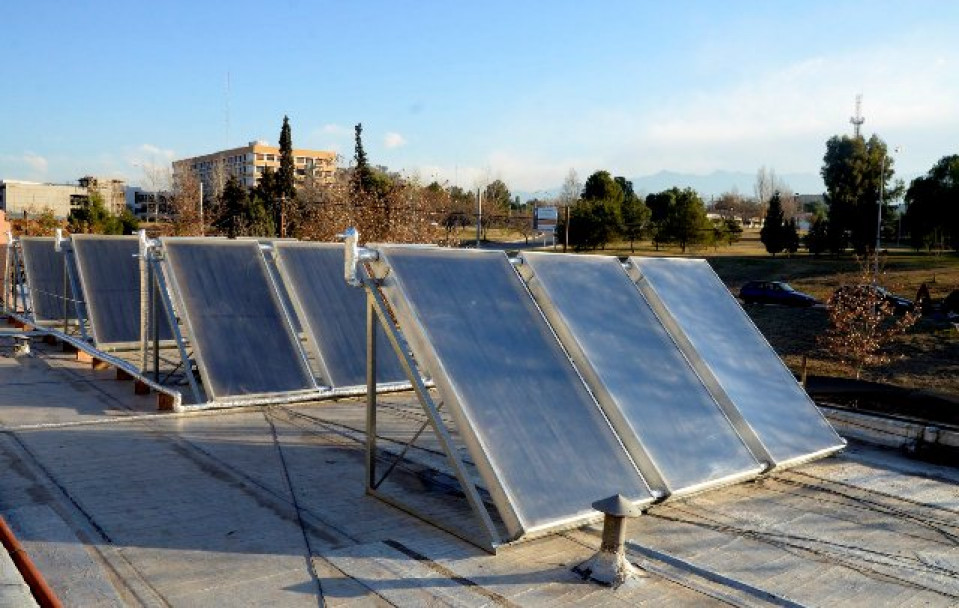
[5,310,183,410]
[0,515,64,608]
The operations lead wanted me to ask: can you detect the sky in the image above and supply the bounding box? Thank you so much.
[2,1,957,196]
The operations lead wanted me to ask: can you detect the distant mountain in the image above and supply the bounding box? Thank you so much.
[516,170,826,203]
[630,170,826,199]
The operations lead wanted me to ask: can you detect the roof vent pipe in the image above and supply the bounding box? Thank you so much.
[574,494,647,588]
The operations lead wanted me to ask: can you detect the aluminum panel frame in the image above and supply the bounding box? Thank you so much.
[630,257,845,467]
[372,246,653,540]
[159,238,318,401]
[518,253,764,496]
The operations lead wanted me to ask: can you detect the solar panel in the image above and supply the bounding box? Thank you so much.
[520,253,762,493]
[19,237,81,323]
[71,235,174,348]
[631,257,845,465]
[161,238,317,400]
[273,242,406,388]
[377,246,652,538]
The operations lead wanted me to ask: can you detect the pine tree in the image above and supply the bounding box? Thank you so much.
[276,116,295,237]
[804,213,829,257]
[760,191,786,256]
[277,116,295,200]
[784,218,800,255]
[352,123,375,195]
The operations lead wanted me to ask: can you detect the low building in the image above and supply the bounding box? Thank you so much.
[0,180,88,219]
[125,187,173,221]
[78,176,127,216]
[172,141,336,200]
[0,177,128,219]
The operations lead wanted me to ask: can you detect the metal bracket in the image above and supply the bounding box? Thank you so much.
[363,280,502,553]
[147,253,204,404]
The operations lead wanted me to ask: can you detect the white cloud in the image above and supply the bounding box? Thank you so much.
[22,152,48,173]
[137,143,175,160]
[317,123,349,136]
[384,132,407,149]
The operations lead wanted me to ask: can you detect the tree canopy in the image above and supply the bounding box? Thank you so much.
[821,134,896,254]
[68,192,138,235]
[760,191,786,256]
[904,154,959,251]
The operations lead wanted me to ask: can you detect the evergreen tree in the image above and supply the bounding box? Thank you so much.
[804,213,829,257]
[783,218,800,255]
[723,218,743,245]
[276,116,296,237]
[277,116,296,200]
[657,187,709,253]
[217,176,249,238]
[760,192,786,256]
[352,123,375,195]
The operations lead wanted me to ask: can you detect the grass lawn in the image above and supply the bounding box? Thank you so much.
[487,228,959,397]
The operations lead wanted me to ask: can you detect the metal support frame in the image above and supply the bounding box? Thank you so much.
[146,248,204,405]
[362,279,503,553]
[2,237,12,314]
[59,244,90,343]
[15,244,27,315]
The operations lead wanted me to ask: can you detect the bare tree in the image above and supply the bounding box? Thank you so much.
[820,260,918,379]
[169,170,203,236]
[754,166,774,210]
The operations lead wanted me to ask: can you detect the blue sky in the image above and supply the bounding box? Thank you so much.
[2,1,957,194]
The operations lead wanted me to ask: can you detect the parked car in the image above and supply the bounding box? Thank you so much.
[739,281,818,307]
[830,285,914,315]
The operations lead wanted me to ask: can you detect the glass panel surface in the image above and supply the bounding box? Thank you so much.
[72,235,174,346]
[522,253,760,490]
[162,239,316,399]
[274,242,405,387]
[20,237,79,322]
[380,247,651,532]
[633,257,844,463]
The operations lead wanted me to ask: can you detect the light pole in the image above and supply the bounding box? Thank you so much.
[875,146,900,282]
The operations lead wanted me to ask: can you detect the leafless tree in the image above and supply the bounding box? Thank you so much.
[820,260,917,379]
[169,170,203,236]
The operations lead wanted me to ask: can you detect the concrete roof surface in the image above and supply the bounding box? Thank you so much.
[1,334,958,607]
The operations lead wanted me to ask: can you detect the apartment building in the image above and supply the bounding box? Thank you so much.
[172,141,336,198]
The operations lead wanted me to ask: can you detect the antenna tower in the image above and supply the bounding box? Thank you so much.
[225,71,231,149]
[850,94,864,138]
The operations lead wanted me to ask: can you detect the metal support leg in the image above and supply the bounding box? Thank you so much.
[364,281,501,551]
[366,291,377,491]
[150,256,203,404]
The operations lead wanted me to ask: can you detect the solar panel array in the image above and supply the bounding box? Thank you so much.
[20,232,843,543]
[631,257,845,465]
[520,253,762,495]
[376,247,653,536]
[161,238,317,400]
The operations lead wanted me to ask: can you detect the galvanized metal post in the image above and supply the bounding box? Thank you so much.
[139,233,149,373]
[152,269,160,382]
[366,289,377,491]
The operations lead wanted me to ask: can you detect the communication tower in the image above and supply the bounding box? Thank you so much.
[850,94,865,138]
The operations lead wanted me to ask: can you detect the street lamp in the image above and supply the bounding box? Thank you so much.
[875,145,901,282]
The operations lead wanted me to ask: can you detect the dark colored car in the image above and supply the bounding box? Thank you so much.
[739,281,817,307]
[830,285,914,315]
